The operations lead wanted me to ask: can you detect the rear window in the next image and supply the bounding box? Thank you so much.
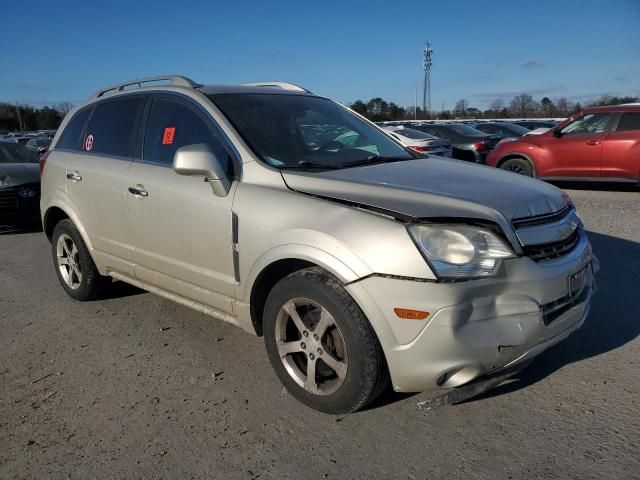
[616,113,640,132]
[83,96,146,157]
[0,143,39,163]
[57,107,92,151]
[392,127,436,140]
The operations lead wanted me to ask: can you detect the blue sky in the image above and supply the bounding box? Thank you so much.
[1,0,638,110]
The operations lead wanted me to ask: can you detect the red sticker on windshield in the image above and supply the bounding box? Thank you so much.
[162,127,176,145]
[84,134,94,151]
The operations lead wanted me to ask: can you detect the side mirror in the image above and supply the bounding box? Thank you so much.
[552,127,562,138]
[173,143,231,197]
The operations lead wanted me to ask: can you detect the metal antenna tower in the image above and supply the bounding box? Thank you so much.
[422,42,433,115]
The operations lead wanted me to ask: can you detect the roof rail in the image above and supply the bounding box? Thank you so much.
[90,75,200,99]
[242,82,310,93]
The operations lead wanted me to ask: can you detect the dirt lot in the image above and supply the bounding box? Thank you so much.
[1,185,639,480]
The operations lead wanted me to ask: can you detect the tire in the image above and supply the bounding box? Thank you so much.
[263,266,388,414]
[51,219,107,301]
[500,157,534,177]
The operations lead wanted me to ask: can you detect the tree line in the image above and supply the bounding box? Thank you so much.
[350,94,639,122]
[0,102,73,132]
[2,93,638,131]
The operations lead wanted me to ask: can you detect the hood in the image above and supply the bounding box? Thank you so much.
[0,163,40,186]
[281,158,566,225]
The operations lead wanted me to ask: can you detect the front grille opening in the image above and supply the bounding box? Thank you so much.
[542,286,590,325]
[522,228,580,262]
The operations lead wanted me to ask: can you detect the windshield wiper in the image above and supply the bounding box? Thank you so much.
[278,161,341,171]
[338,155,411,169]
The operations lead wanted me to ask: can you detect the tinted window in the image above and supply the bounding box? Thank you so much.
[616,113,640,132]
[57,107,91,150]
[143,97,232,174]
[84,96,145,157]
[0,143,39,163]
[560,113,612,135]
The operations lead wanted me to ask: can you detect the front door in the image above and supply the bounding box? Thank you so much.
[541,112,613,178]
[126,94,237,314]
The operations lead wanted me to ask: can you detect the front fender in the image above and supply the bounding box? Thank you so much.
[238,242,369,303]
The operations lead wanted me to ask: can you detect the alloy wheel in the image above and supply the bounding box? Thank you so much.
[56,233,82,289]
[274,298,348,395]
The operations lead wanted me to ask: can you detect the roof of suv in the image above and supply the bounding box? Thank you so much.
[199,84,314,96]
[89,76,315,101]
[583,103,640,113]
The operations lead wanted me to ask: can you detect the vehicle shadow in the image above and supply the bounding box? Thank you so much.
[464,229,640,402]
[367,229,640,410]
[97,279,146,300]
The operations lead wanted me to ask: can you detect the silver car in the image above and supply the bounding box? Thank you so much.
[40,76,597,414]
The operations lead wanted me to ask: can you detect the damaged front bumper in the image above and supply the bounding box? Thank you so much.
[346,231,598,393]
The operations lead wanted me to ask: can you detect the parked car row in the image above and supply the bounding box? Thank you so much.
[1,131,55,158]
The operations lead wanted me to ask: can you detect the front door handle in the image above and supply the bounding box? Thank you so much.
[586,140,602,146]
[128,186,149,197]
[66,171,82,181]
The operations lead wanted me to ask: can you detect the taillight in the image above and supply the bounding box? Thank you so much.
[472,141,488,151]
[39,150,51,176]
[410,145,430,152]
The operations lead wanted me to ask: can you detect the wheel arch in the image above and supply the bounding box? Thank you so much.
[243,245,364,336]
[43,203,94,252]
[496,152,537,176]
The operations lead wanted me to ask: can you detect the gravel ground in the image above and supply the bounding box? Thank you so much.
[1,185,639,480]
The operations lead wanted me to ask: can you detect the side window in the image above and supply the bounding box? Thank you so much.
[143,97,232,175]
[84,96,145,157]
[616,113,640,132]
[57,107,92,151]
[560,113,612,136]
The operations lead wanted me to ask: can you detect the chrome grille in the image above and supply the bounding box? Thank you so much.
[513,204,582,262]
[521,228,581,262]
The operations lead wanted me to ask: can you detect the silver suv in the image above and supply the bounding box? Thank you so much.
[41,76,598,414]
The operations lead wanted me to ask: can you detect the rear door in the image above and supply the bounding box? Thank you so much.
[63,95,146,275]
[540,112,613,178]
[601,112,640,180]
[126,94,237,314]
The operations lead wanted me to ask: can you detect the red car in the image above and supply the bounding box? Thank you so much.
[486,104,640,183]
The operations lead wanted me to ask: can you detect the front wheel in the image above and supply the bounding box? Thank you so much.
[500,157,534,177]
[263,267,388,414]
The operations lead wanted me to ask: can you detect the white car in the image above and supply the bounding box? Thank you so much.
[382,126,453,157]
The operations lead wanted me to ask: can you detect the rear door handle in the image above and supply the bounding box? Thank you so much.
[586,140,601,146]
[66,171,82,181]
[128,186,148,197]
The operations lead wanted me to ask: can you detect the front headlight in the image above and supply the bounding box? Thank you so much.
[408,224,516,279]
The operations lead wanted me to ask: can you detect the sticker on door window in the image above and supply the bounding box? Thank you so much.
[162,127,176,145]
[84,134,94,151]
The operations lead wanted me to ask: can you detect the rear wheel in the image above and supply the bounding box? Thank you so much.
[51,219,107,301]
[500,157,533,177]
[263,267,387,414]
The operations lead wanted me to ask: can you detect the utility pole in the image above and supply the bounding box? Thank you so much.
[414,83,418,120]
[422,41,433,116]
[15,103,23,132]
